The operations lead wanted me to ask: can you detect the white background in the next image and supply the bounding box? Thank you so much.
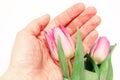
[0,0,120,80]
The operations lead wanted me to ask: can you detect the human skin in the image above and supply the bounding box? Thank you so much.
[0,3,101,80]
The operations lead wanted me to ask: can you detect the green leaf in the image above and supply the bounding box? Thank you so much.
[110,44,117,52]
[85,54,99,76]
[84,70,99,80]
[71,30,85,80]
[57,36,70,80]
[100,44,116,80]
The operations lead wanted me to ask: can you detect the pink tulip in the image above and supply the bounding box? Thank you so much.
[44,25,75,61]
[90,37,110,64]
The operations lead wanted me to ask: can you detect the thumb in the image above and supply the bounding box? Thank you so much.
[25,14,50,36]
[9,14,50,69]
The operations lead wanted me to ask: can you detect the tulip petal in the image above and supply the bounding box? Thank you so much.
[91,36,110,64]
[53,26,75,59]
[44,25,75,60]
[60,25,75,49]
[44,31,58,60]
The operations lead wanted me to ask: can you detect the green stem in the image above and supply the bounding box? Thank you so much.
[64,77,71,80]
[68,59,72,77]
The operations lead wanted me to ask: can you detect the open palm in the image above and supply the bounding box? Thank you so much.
[1,3,101,80]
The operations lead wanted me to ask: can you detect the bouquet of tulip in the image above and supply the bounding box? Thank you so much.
[45,25,116,80]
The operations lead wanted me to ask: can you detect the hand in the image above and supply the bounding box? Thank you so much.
[0,3,101,80]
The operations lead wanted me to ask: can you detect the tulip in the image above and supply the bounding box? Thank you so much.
[44,25,75,61]
[90,37,110,64]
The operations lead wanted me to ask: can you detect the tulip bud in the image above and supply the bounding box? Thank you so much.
[44,25,75,61]
[90,37,110,64]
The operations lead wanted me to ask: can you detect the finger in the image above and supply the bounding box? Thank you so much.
[25,14,50,36]
[83,30,98,54]
[71,15,101,42]
[46,3,85,30]
[66,7,97,35]
[80,15,101,39]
